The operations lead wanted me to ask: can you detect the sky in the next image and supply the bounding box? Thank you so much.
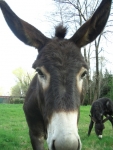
[0,0,56,95]
[0,0,113,95]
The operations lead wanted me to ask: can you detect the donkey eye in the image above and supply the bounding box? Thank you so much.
[81,71,87,79]
[36,68,44,77]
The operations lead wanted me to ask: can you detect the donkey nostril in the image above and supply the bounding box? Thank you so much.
[77,139,80,150]
[52,140,56,150]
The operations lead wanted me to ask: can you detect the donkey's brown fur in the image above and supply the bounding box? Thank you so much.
[0,0,112,150]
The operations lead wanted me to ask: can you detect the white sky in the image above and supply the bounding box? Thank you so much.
[0,0,113,95]
[0,0,55,95]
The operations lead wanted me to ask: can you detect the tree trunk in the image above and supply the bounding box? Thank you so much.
[93,35,101,101]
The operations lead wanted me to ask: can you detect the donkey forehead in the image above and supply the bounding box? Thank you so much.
[33,39,88,71]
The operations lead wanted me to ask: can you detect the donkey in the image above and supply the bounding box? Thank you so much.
[0,0,112,150]
[88,97,113,138]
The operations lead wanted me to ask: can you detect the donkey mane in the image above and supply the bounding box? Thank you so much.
[55,24,67,39]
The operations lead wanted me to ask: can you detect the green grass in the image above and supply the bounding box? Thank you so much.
[0,104,113,150]
[0,104,32,150]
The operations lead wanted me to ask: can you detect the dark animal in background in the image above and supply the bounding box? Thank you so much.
[88,97,113,138]
[0,0,112,150]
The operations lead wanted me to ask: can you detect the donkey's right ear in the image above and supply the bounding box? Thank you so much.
[0,1,50,51]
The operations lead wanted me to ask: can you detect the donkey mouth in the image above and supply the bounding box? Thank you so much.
[52,140,55,150]
[98,135,102,139]
[77,139,80,150]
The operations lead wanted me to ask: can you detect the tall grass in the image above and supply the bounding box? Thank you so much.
[0,104,113,150]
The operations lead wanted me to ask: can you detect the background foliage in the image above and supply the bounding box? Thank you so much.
[11,68,35,97]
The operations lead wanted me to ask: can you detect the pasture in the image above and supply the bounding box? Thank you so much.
[0,104,113,150]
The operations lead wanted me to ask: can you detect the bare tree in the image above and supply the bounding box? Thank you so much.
[46,0,113,103]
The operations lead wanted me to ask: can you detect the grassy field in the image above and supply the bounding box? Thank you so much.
[0,104,113,150]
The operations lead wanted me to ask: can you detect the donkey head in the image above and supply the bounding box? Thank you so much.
[93,115,109,139]
[89,114,105,138]
[95,122,105,138]
[0,0,112,150]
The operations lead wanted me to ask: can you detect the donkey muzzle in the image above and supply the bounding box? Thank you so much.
[47,112,82,150]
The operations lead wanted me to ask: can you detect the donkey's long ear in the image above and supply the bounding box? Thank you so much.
[106,101,110,108]
[0,1,50,51]
[69,0,112,48]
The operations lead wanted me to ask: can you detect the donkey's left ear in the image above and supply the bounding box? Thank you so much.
[106,101,110,108]
[69,0,112,48]
[0,1,50,51]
